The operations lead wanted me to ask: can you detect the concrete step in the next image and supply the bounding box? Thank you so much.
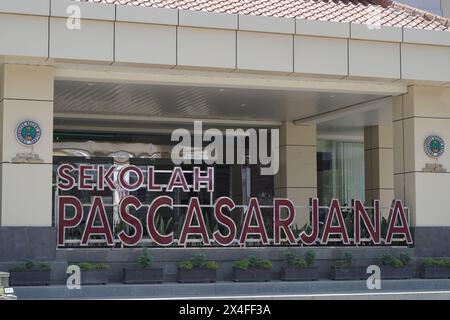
[12,279,450,300]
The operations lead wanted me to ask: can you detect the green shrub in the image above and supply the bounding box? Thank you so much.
[191,253,208,268]
[335,252,352,267]
[381,253,411,268]
[25,260,34,270]
[256,259,273,269]
[234,259,250,270]
[137,249,153,269]
[179,254,218,271]
[236,256,272,270]
[206,261,219,271]
[37,263,51,271]
[179,260,194,271]
[422,258,450,268]
[78,262,109,271]
[93,263,109,270]
[305,250,315,267]
[399,253,411,266]
[381,253,395,266]
[295,259,308,268]
[285,250,316,268]
[9,261,51,272]
[248,255,258,267]
[285,252,297,267]
[422,258,435,267]
[10,264,26,272]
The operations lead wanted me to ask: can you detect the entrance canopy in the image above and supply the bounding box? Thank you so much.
[54,76,394,136]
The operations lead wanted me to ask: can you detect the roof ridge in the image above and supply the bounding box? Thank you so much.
[386,0,450,28]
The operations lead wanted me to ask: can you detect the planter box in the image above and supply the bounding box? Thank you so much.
[9,270,51,286]
[123,268,164,284]
[80,270,109,285]
[380,266,414,280]
[421,266,450,279]
[330,266,366,280]
[177,268,216,283]
[233,267,272,282]
[281,266,319,281]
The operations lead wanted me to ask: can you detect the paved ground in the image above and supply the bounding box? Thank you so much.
[11,279,450,300]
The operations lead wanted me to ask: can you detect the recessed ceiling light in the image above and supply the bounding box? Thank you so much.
[240,103,247,107]
[219,88,225,92]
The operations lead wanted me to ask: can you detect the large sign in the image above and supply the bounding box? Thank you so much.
[56,165,413,247]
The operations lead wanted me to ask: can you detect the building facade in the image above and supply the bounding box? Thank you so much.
[1,0,450,283]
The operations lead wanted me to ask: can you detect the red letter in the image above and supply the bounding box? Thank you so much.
[97,165,116,191]
[273,198,296,245]
[78,165,95,190]
[386,200,413,245]
[239,198,269,245]
[81,197,114,246]
[118,196,143,246]
[167,167,189,192]
[193,167,214,192]
[58,196,83,245]
[118,165,144,191]
[179,198,210,245]
[147,166,162,191]
[213,197,236,246]
[57,164,76,191]
[146,196,174,246]
[321,199,349,245]
[299,198,320,245]
[354,199,381,245]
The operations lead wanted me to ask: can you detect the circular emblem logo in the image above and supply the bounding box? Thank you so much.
[16,121,41,146]
[424,135,445,158]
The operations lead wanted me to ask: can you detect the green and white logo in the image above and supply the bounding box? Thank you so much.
[424,135,445,158]
[16,120,41,146]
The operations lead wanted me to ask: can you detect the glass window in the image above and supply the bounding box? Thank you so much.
[317,140,365,206]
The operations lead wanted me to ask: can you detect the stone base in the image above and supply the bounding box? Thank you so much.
[0,227,56,261]
[412,227,450,257]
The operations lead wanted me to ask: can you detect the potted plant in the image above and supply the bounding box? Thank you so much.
[123,249,164,284]
[177,254,219,283]
[281,250,319,281]
[233,255,272,282]
[9,260,51,286]
[77,262,110,285]
[380,253,413,279]
[330,252,365,280]
[421,258,450,279]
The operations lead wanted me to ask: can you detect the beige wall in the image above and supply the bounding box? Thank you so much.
[0,64,54,226]
[275,122,317,228]
[394,86,450,227]
[364,125,394,216]
[443,0,450,17]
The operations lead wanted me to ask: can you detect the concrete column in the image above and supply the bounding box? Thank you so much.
[0,64,54,226]
[393,86,450,256]
[275,122,317,229]
[442,0,450,18]
[364,125,394,215]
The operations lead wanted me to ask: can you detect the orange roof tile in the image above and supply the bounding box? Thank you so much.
[80,0,450,31]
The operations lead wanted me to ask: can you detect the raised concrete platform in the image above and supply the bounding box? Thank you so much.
[12,279,450,300]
